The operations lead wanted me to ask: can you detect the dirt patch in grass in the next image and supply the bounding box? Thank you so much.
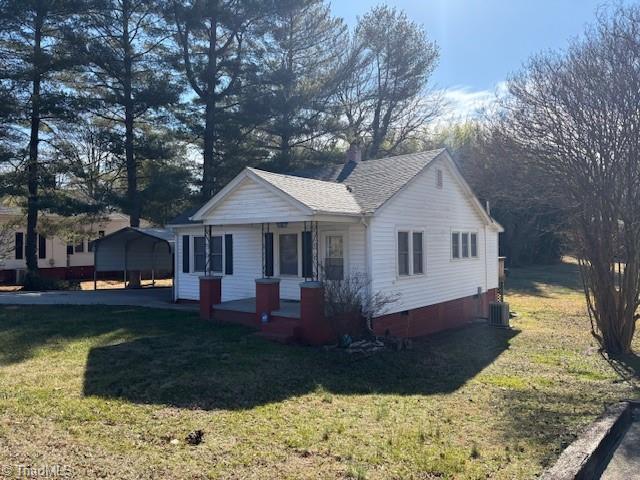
[0,262,637,479]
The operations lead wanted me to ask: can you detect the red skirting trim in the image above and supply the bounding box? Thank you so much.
[373,289,498,338]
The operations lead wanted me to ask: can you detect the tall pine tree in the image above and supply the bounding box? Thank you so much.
[170,0,268,200]
[0,0,85,275]
[255,0,346,172]
[71,0,181,227]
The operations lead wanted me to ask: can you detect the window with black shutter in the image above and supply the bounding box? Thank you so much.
[38,234,46,259]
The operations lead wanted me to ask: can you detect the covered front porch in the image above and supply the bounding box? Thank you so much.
[195,217,365,344]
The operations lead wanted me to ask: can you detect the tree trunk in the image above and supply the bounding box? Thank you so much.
[279,126,291,171]
[25,12,43,274]
[122,0,139,228]
[201,15,218,202]
[122,0,140,288]
[202,97,216,201]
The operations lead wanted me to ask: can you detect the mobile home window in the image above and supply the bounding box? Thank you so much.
[412,232,424,274]
[75,239,85,253]
[193,236,206,272]
[279,233,298,275]
[470,233,478,258]
[451,232,460,259]
[15,232,23,260]
[461,233,470,258]
[209,235,223,273]
[38,234,46,259]
[397,231,410,276]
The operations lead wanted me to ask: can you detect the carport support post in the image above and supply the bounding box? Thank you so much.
[93,243,98,290]
[199,276,222,320]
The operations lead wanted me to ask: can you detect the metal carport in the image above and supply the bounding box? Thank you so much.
[92,227,174,289]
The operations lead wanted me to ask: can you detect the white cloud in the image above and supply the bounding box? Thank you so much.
[437,82,508,124]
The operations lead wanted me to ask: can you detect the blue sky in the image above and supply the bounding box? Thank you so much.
[331,0,629,118]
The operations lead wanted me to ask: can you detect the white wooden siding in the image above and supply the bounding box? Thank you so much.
[200,178,305,224]
[173,222,367,302]
[174,225,262,302]
[369,158,500,315]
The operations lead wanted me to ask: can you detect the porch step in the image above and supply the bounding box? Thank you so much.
[254,330,297,344]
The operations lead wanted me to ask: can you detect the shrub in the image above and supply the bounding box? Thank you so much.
[22,272,71,291]
[323,273,399,337]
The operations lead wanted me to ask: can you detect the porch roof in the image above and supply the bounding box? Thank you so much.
[248,168,362,216]
[189,167,363,224]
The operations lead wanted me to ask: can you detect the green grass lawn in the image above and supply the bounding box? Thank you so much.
[0,262,638,479]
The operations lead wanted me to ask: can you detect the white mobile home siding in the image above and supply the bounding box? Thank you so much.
[368,158,499,315]
[0,214,131,272]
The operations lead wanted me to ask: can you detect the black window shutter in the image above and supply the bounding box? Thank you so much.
[302,231,313,278]
[224,234,233,275]
[38,234,46,259]
[15,232,23,260]
[264,232,274,277]
[182,235,190,273]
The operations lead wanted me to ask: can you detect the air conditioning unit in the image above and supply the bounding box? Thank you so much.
[15,269,27,285]
[489,302,510,327]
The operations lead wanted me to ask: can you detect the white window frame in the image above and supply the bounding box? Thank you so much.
[470,232,479,258]
[412,231,425,275]
[451,230,480,261]
[209,235,224,274]
[191,234,224,274]
[277,232,300,277]
[396,227,426,278]
[321,230,348,281]
[74,239,86,254]
[451,231,460,260]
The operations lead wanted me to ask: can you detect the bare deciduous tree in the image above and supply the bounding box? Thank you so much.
[503,6,640,354]
[335,6,441,159]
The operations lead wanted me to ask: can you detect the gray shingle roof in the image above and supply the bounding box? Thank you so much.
[166,205,202,226]
[249,168,362,215]
[173,149,447,222]
[291,149,446,213]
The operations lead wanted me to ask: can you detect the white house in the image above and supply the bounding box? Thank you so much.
[168,148,503,343]
[0,206,134,283]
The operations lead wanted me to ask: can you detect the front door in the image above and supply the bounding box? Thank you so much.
[324,234,345,281]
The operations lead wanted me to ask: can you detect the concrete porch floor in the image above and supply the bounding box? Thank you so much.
[213,297,301,319]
